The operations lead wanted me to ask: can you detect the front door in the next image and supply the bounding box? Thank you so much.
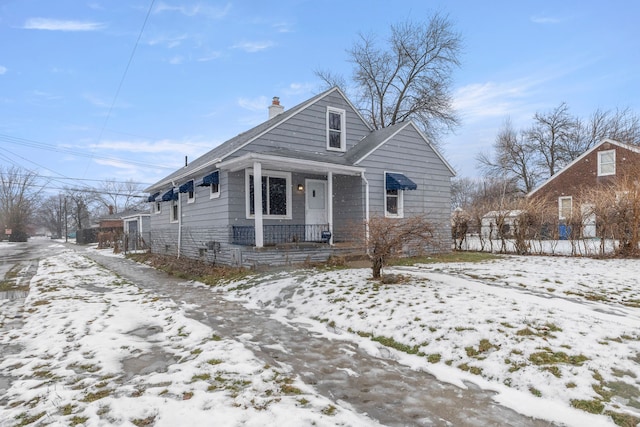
[305,179,327,242]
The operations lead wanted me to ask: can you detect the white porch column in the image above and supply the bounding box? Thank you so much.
[327,171,334,245]
[253,162,264,248]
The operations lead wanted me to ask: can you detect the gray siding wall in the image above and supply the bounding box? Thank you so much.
[231,92,371,160]
[357,125,453,250]
[332,175,364,242]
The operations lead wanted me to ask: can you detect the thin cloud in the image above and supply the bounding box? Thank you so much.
[273,22,294,33]
[197,51,222,62]
[89,139,213,154]
[147,34,188,48]
[23,18,106,31]
[530,15,563,24]
[231,41,274,53]
[154,2,231,19]
[168,55,184,65]
[0,66,6,75]
[238,96,269,112]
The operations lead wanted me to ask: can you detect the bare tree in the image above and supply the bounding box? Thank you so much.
[317,13,462,143]
[478,119,539,193]
[96,178,146,214]
[366,215,435,279]
[526,102,575,177]
[37,194,66,238]
[65,189,95,231]
[0,166,42,241]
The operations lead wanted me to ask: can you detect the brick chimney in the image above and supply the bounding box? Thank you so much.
[268,96,284,119]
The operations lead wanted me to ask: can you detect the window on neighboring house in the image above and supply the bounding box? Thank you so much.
[246,170,291,218]
[170,199,179,222]
[326,107,346,151]
[559,196,572,220]
[598,149,616,176]
[155,201,161,214]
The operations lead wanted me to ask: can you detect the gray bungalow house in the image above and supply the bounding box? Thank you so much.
[145,87,455,267]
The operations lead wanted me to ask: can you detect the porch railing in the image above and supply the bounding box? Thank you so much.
[232,224,330,246]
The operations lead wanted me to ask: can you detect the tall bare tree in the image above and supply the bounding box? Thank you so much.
[477,119,539,193]
[0,166,42,241]
[526,102,575,177]
[96,178,145,215]
[317,13,462,142]
[37,194,66,238]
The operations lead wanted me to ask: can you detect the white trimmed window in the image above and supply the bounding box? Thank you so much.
[326,107,346,151]
[210,181,220,199]
[246,170,291,219]
[385,176,404,218]
[170,199,179,223]
[597,149,616,176]
[187,181,195,203]
[558,196,572,220]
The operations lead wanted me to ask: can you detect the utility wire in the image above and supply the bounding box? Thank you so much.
[83,0,157,177]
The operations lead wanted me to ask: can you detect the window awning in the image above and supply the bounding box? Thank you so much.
[386,172,417,191]
[161,188,178,201]
[197,171,219,186]
[178,180,194,193]
[147,192,160,202]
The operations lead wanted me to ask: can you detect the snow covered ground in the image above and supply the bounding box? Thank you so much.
[0,247,377,426]
[224,255,640,426]
[1,244,639,426]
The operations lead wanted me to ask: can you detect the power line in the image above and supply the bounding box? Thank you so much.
[0,133,174,170]
[84,0,157,177]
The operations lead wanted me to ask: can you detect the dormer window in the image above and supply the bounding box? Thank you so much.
[597,149,616,176]
[326,107,346,151]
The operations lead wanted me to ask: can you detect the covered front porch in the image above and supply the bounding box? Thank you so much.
[217,152,367,248]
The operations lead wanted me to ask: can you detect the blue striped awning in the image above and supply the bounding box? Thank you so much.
[197,171,219,186]
[386,172,417,191]
[161,188,178,201]
[147,192,160,202]
[178,180,194,193]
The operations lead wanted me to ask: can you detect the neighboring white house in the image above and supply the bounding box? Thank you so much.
[481,210,524,239]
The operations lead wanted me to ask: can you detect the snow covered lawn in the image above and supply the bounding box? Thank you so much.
[225,255,640,426]
[0,249,376,426]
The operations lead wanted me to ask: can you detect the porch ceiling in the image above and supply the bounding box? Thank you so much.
[216,152,365,176]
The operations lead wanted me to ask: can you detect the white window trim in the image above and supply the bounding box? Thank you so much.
[170,199,179,223]
[154,201,161,214]
[245,169,292,219]
[326,107,346,152]
[187,180,196,204]
[384,172,404,218]
[558,196,572,220]
[210,182,220,199]
[597,149,616,176]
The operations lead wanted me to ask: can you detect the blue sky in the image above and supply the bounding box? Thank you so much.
[1,0,638,194]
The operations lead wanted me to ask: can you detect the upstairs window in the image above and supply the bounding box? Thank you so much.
[326,107,346,151]
[597,149,616,176]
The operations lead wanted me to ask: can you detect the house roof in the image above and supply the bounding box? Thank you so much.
[146,87,368,192]
[146,87,456,192]
[527,138,640,197]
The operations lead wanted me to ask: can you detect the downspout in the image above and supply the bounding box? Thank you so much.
[361,172,370,255]
[173,183,182,259]
[327,171,334,245]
